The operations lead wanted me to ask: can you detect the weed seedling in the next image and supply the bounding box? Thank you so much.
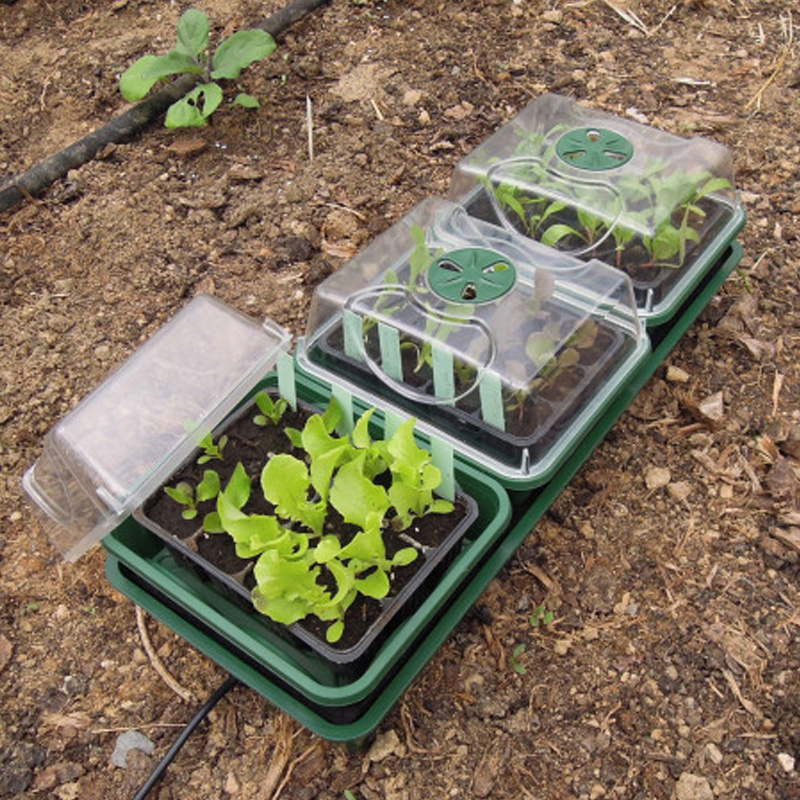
[120,9,276,128]
[511,643,527,675]
[529,603,555,629]
[164,470,221,520]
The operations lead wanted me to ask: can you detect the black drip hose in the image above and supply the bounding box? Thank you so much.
[133,675,240,800]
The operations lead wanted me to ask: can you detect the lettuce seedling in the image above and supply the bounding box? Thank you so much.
[261,454,327,536]
[386,418,453,529]
[119,9,276,128]
[164,469,221,526]
[197,432,227,464]
[253,391,288,427]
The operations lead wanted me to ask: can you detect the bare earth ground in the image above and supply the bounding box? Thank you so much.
[2,0,800,798]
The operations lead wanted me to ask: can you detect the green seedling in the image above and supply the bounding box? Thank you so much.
[164,469,221,522]
[120,8,276,128]
[206,399,452,643]
[197,432,228,464]
[529,603,555,629]
[511,643,527,675]
[253,390,288,427]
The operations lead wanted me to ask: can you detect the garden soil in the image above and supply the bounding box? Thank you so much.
[2,0,800,798]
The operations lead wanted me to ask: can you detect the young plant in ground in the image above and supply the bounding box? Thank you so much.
[119,8,276,128]
[529,602,555,629]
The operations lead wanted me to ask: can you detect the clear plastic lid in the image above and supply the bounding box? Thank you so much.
[449,93,743,321]
[297,198,649,483]
[23,295,291,561]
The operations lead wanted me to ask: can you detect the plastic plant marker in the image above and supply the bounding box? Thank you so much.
[428,248,516,304]
[478,372,505,432]
[343,310,363,361]
[429,437,455,502]
[332,384,354,435]
[384,409,404,440]
[377,323,403,382]
[432,346,455,406]
[277,351,297,411]
[555,127,634,171]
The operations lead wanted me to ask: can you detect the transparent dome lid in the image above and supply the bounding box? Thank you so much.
[297,198,649,483]
[23,296,291,561]
[449,93,744,322]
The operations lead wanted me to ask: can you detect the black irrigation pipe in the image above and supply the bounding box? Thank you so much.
[0,0,332,215]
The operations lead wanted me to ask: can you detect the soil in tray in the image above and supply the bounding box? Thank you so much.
[138,392,472,653]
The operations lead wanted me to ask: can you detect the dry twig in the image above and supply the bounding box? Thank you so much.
[746,11,794,110]
[135,606,195,703]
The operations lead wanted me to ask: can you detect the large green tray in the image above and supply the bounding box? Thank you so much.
[105,241,742,742]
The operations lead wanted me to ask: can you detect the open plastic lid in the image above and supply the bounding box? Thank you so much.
[23,295,291,561]
[297,198,649,484]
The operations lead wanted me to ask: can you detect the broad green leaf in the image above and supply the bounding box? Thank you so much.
[141,49,203,82]
[356,569,390,600]
[392,546,419,567]
[323,558,356,609]
[165,82,223,128]
[387,419,428,481]
[650,224,681,262]
[196,470,220,503]
[181,508,198,520]
[284,427,303,449]
[314,535,341,563]
[261,454,326,535]
[218,492,290,558]
[202,511,224,533]
[120,55,163,102]
[176,9,209,57]
[428,498,454,515]
[211,29,276,80]
[540,223,582,248]
[338,515,386,564]
[321,397,343,433]
[526,331,555,368]
[164,482,193,506]
[233,92,260,109]
[301,414,353,500]
[326,619,345,643]
[695,176,732,200]
[352,407,375,449]
[387,481,417,530]
[221,463,251,510]
[330,453,389,529]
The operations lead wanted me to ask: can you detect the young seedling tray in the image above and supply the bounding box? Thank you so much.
[133,388,479,682]
[449,93,746,326]
[103,241,742,743]
[104,388,511,711]
[297,199,650,488]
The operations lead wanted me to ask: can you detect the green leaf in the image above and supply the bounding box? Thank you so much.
[141,49,204,82]
[338,514,386,564]
[650,224,682,262]
[181,508,198,520]
[284,426,303,449]
[196,470,221,503]
[352,407,375,449]
[356,568,390,599]
[392,546,419,567]
[321,397,343,433]
[540,223,582,248]
[254,391,287,426]
[314,535,341,563]
[222,463,251,510]
[176,9,209,57]
[233,92,261,109]
[211,29,276,80]
[526,331,555,368]
[330,453,389,529]
[202,511,224,533]
[164,482,193,506]
[120,55,163,102]
[252,551,327,624]
[326,619,345,643]
[261,454,326,535]
[217,490,291,558]
[165,82,223,128]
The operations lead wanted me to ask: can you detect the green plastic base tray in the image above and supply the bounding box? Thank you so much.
[104,241,742,743]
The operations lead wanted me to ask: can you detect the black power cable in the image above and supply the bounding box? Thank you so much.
[133,675,240,800]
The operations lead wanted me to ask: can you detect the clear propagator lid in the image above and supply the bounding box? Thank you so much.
[448,94,743,321]
[296,198,650,484]
[23,295,291,561]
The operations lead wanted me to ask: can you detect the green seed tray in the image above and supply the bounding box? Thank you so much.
[104,241,742,742]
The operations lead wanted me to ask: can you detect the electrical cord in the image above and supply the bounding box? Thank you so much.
[133,675,240,800]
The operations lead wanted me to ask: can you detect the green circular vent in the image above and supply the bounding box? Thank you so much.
[428,248,516,304]
[556,127,633,171]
